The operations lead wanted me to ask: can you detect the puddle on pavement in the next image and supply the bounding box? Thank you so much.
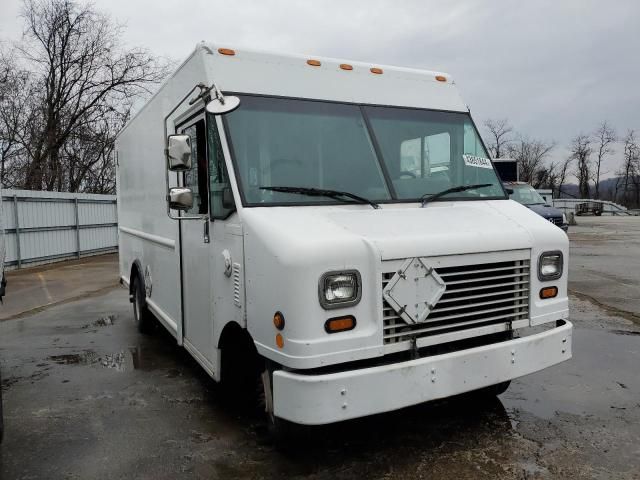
[504,327,640,420]
[610,329,640,336]
[49,350,99,365]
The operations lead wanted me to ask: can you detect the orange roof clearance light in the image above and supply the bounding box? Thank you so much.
[435,75,447,82]
[307,59,321,66]
[370,67,383,75]
[218,48,236,56]
[340,64,353,71]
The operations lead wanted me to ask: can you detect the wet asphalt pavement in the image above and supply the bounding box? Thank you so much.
[1,219,640,479]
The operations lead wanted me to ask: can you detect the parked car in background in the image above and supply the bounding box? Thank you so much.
[505,182,568,231]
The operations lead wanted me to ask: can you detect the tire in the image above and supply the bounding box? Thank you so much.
[220,331,262,409]
[132,275,154,334]
[483,380,511,396]
[259,366,304,445]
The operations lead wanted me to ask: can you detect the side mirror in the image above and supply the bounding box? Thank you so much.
[222,187,235,209]
[166,134,192,171]
[168,187,193,211]
[206,95,240,115]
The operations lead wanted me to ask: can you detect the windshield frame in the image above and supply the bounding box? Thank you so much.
[220,92,508,208]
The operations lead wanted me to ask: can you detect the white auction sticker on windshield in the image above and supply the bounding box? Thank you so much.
[463,155,493,169]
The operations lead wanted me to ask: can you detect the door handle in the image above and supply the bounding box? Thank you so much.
[203,218,210,244]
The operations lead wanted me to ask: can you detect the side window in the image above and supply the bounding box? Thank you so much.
[463,123,483,156]
[182,120,208,215]
[425,132,451,175]
[399,132,450,178]
[208,116,235,218]
[400,138,421,177]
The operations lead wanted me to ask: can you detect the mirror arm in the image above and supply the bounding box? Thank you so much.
[163,82,210,221]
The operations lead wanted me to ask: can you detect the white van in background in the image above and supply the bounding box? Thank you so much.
[117,43,572,432]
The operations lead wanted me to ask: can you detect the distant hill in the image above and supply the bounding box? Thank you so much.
[557,177,624,200]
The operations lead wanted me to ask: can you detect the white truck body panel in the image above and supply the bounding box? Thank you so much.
[117,43,572,424]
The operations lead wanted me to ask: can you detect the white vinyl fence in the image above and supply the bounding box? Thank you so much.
[552,198,633,216]
[1,189,117,269]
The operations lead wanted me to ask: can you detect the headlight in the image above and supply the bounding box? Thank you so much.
[538,251,563,281]
[562,213,567,224]
[319,270,361,309]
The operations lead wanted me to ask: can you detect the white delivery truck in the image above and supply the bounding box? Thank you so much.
[117,43,572,430]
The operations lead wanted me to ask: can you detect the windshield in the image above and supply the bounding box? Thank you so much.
[223,95,505,206]
[509,185,547,205]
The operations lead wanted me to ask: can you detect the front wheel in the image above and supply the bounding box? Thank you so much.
[132,276,154,334]
[474,380,511,398]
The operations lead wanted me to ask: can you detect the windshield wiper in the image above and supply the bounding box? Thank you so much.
[260,186,380,209]
[421,183,493,207]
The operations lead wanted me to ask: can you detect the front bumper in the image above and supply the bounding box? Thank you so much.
[273,320,572,425]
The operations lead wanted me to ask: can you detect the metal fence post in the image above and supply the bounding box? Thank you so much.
[74,197,81,258]
[13,195,21,268]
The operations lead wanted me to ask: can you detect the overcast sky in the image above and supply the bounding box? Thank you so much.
[2,0,639,178]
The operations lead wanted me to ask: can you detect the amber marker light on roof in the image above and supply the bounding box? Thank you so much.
[307,59,321,66]
[370,67,383,74]
[218,48,236,56]
[340,64,353,71]
[435,75,447,82]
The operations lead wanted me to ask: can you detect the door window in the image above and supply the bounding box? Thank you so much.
[207,115,235,218]
[182,120,208,215]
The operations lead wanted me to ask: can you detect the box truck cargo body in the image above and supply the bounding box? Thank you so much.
[117,43,572,428]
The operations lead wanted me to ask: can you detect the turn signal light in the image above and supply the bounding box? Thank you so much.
[435,75,447,82]
[275,333,284,348]
[273,311,285,330]
[324,316,356,333]
[218,48,236,56]
[540,286,558,299]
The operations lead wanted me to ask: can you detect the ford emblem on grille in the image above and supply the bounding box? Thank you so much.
[383,258,447,325]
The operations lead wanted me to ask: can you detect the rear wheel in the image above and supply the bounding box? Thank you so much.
[132,275,154,334]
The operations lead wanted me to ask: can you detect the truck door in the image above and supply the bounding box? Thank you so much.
[179,118,215,366]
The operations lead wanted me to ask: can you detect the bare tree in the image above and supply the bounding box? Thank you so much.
[483,118,513,159]
[0,50,31,187]
[534,161,561,192]
[592,121,616,199]
[506,136,554,186]
[619,130,639,207]
[556,156,574,198]
[6,0,169,192]
[569,134,592,198]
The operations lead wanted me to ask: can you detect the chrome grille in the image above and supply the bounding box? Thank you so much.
[383,259,530,344]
